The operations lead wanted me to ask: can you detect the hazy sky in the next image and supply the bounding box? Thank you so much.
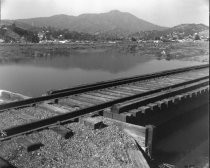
[1,0,209,27]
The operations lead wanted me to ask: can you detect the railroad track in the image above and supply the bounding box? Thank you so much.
[0,64,209,141]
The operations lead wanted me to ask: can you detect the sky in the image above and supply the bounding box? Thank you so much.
[1,0,209,27]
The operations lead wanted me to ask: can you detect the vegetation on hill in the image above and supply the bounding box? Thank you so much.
[1,13,209,43]
[5,10,166,36]
[130,24,209,41]
[0,24,39,43]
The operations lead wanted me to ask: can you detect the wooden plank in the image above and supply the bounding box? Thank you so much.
[58,99,84,109]
[39,103,70,114]
[111,96,149,114]
[187,72,208,77]
[106,89,134,96]
[129,84,154,91]
[81,117,104,129]
[123,124,146,139]
[74,95,103,105]
[120,86,147,93]
[155,100,168,110]
[19,112,37,121]
[127,150,150,168]
[155,78,177,85]
[95,91,120,99]
[158,79,180,85]
[49,126,74,139]
[187,70,209,75]
[148,81,169,88]
[120,85,144,92]
[126,85,150,92]
[129,109,141,117]
[146,80,172,87]
[68,95,94,106]
[96,90,125,98]
[65,97,94,107]
[182,75,201,79]
[191,69,209,73]
[54,104,78,112]
[139,106,151,114]
[147,103,159,111]
[145,125,156,158]
[80,93,110,102]
[137,83,160,90]
[196,71,209,76]
[166,75,187,82]
[112,112,131,122]
[136,81,159,87]
[108,88,134,96]
[163,77,186,84]
[162,98,174,107]
[115,87,138,94]
[16,137,43,152]
[171,74,197,80]
[87,92,117,100]
[103,108,113,118]
[106,118,147,149]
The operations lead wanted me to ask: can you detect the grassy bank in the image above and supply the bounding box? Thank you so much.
[0,41,208,63]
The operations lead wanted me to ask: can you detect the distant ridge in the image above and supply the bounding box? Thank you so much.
[131,23,209,40]
[170,23,209,34]
[3,10,166,35]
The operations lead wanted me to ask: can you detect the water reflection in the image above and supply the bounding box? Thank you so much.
[0,45,204,96]
[0,47,154,72]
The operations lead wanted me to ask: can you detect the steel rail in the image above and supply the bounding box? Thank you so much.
[0,64,208,112]
[49,64,209,95]
[0,77,209,141]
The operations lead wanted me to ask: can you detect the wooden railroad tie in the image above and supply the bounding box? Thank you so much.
[102,86,209,124]
[49,125,74,139]
[80,117,104,130]
[16,137,44,152]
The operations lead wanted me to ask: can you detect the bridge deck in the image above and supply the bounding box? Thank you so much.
[0,64,209,140]
[0,64,208,168]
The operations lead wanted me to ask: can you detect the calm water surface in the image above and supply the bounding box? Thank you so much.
[0,48,204,97]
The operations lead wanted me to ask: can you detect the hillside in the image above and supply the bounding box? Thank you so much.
[166,24,209,35]
[5,10,166,35]
[131,23,209,40]
[198,30,209,39]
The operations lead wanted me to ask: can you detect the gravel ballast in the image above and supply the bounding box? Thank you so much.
[0,117,143,168]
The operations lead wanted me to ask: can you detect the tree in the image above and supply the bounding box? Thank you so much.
[155,36,160,40]
[131,37,137,42]
[194,33,200,40]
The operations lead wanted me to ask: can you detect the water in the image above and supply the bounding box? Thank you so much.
[0,45,208,166]
[0,46,204,97]
[154,105,209,167]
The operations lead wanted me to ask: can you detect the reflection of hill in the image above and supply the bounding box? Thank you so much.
[0,48,152,73]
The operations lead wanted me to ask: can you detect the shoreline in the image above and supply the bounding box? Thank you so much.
[0,41,209,67]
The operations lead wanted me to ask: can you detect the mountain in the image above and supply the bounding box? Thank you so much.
[167,24,209,35]
[5,10,166,35]
[131,23,209,40]
[198,30,209,39]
